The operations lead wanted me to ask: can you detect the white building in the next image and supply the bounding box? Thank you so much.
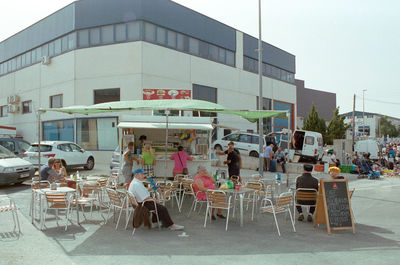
[0,0,297,151]
[343,111,400,139]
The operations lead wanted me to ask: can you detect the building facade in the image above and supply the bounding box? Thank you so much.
[0,0,297,150]
[295,79,336,129]
[343,111,400,139]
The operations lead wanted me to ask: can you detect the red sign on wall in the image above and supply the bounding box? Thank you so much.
[142,89,191,100]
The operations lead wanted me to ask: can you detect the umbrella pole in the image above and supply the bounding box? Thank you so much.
[165,110,169,183]
[38,110,41,185]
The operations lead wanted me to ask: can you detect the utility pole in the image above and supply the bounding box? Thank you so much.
[362,89,367,137]
[257,0,264,176]
[352,94,356,151]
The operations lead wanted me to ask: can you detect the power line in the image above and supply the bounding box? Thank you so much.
[354,94,399,106]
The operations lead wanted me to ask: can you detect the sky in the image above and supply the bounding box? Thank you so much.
[1,0,399,118]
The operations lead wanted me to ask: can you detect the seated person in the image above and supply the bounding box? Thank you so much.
[296,164,319,222]
[52,159,67,180]
[193,166,225,220]
[275,147,286,173]
[40,158,63,182]
[128,168,184,231]
[329,166,344,179]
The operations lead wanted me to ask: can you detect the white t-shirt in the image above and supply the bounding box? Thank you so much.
[128,178,150,203]
[330,154,336,163]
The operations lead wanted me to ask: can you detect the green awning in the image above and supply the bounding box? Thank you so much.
[41,99,288,122]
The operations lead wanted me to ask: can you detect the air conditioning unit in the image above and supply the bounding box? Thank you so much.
[7,104,20,114]
[41,56,51,65]
[6,95,20,104]
[7,96,12,104]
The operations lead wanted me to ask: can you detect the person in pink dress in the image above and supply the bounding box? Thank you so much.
[193,166,225,220]
[170,146,194,176]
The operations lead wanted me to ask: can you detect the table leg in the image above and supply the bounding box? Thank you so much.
[240,194,244,227]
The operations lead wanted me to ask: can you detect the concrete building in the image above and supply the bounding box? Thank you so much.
[0,0,296,151]
[342,111,400,139]
[295,79,336,129]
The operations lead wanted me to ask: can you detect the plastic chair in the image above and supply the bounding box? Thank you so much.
[0,195,21,233]
[260,192,296,236]
[204,190,233,231]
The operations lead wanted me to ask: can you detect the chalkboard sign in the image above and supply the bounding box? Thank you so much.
[314,179,355,234]
[323,181,352,228]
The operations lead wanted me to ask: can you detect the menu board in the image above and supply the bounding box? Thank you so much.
[323,181,352,228]
[142,89,191,100]
[314,179,355,234]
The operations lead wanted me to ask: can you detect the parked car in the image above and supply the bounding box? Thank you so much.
[0,145,34,185]
[213,132,274,157]
[110,146,120,170]
[23,141,95,170]
[0,137,31,157]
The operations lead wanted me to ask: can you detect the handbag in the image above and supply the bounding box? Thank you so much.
[177,152,189,175]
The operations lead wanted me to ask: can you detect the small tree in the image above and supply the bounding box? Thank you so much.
[380,116,399,137]
[303,104,327,141]
[326,108,349,144]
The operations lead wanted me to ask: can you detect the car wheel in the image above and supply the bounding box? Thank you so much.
[214,145,222,151]
[249,151,259,157]
[84,157,95,170]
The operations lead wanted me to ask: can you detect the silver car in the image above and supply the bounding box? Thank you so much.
[110,146,120,173]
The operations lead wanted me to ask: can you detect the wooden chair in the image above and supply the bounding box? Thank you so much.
[204,190,233,231]
[293,188,318,225]
[74,182,103,219]
[241,181,263,221]
[260,192,296,236]
[105,188,128,230]
[0,195,21,233]
[42,192,72,231]
[30,180,50,219]
[157,181,181,212]
[187,183,207,217]
[179,178,194,209]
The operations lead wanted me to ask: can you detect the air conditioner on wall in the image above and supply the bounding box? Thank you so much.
[7,95,20,104]
[41,56,51,65]
[7,104,20,114]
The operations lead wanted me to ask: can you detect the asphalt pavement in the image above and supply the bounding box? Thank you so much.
[1,163,400,265]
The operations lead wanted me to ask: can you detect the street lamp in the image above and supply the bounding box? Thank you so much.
[257,0,264,176]
[362,89,367,137]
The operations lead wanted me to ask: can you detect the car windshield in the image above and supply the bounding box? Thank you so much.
[27,145,53,152]
[0,145,17,158]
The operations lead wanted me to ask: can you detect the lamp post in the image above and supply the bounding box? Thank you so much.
[362,89,367,137]
[257,0,264,176]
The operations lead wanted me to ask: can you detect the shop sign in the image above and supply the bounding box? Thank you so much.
[142,89,191,100]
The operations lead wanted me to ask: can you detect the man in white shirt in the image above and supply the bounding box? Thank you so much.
[128,168,184,231]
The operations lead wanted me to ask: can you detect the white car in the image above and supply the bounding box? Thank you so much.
[23,141,95,170]
[213,132,276,157]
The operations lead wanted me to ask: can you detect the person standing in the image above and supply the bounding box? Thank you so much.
[296,164,319,222]
[263,143,274,171]
[141,144,156,177]
[122,142,139,184]
[216,141,242,183]
[275,147,286,173]
[170,146,193,176]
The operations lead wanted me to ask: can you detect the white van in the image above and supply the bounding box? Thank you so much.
[354,139,381,160]
[292,130,323,162]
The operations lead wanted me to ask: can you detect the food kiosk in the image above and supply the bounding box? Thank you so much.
[118,115,213,179]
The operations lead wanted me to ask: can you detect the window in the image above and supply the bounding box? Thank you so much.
[0,140,15,152]
[156,27,166,45]
[209,44,218,61]
[189,37,199,55]
[224,134,239,142]
[115,24,127,42]
[101,25,114,44]
[305,136,314,145]
[199,42,209,58]
[94,88,120,104]
[61,35,69,52]
[43,120,73,142]
[54,38,62,55]
[144,23,156,42]
[239,134,252,143]
[177,33,188,52]
[28,145,52,152]
[68,32,77,50]
[127,21,141,41]
[226,50,235,66]
[17,141,30,153]
[192,84,217,117]
[218,48,226,64]
[1,106,8,117]
[22,100,32,114]
[69,143,82,152]
[251,135,260,144]
[77,117,118,150]
[167,30,176,48]
[90,28,101,46]
[78,29,89,48]
[58,144,72,152]
[50,94,63,108]
[48,41,55,57]
[35,47,42,62]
